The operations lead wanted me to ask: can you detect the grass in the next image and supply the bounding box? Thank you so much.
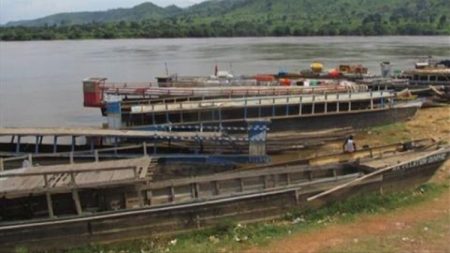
[365,123,411,144]
[25,182,448,253]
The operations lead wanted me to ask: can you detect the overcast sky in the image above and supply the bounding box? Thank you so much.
[0,0,205,24]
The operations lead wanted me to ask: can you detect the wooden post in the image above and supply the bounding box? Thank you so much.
[286,97,290,116]
[133,167,139,180]
[244,100,248,119]
[53,136,58,153]
[16,135,21,154]
[146,190,153,206]
[136,185,144,207]
[114,137,119,156]
[71,136,76,153]
[143,142,147,156]
[294,190,300,205]
[72,190,82,215]
[170,186,175,202]
[370,91,374,110]
[239,178,245,192]
[165,112,170,124]
[337,94,340,112]
[46,192,55,218]
[44,175,55,218]
[312,95,316,115]
[28,154,33,166]
[214,181,220,195]
[90,138,95,153]
[70,152,74,164]
[190,183,196,199]
[94,150,99,162]
[35,136,40,154]
[0,159,4,172]
[263,175,269,189]
[70,172,82,215]
[348,93,352,112]
[299,96,303,115]
[195,183,200,198]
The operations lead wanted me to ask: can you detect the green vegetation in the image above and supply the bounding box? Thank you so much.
[2,0,450,41]
[368,122,411,143]
[19,182,446,253]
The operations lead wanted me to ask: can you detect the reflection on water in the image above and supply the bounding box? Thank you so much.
[0,36,449,128]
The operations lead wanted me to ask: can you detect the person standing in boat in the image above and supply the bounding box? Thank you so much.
[343,135,357,153]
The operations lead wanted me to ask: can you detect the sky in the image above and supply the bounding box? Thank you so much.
[0,0,205,24]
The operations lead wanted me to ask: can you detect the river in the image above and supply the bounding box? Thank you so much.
[0,36,449,128]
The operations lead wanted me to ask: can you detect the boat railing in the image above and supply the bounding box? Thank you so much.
[102,84,365,101]
[129,90,393,114]
[0,142,152,171]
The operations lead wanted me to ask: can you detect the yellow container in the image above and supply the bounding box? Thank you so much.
[311,62,324,73]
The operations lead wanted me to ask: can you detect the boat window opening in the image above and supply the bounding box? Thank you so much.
[437,76,447,81]
[429,76,437,81]
[413,75,419,81]
[419,75,428,81]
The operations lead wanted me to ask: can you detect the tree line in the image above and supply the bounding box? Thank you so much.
[1,14,448,41]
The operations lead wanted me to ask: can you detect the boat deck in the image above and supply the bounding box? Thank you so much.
[130,91,393,114]
[0,157,153,199]
[0,127,222,139]
[360,149,435,169]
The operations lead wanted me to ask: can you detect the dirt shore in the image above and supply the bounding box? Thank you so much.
[248,106,450,253]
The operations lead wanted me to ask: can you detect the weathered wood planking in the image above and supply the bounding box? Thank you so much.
[359,150,435,169]
[0,127,222,139]
[0,157,153,198]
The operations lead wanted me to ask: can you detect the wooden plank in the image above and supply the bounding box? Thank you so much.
[0,157,152,198]
[0,128,222,139]
[146,163,341,189]
[0,157,152,177]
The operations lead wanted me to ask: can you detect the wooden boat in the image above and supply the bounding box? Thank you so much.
[392,57,450,102]
[118,90,422,132]
[0,139,448,252]
[82,77,364,109]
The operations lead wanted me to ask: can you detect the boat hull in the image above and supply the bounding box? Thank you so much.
[125,101,421,132]
[0,148,447,252]
[268,102,420,132]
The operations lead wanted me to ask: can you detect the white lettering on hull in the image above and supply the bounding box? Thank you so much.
[392,152,448,172]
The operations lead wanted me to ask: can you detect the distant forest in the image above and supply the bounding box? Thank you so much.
[1,0,449,41]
